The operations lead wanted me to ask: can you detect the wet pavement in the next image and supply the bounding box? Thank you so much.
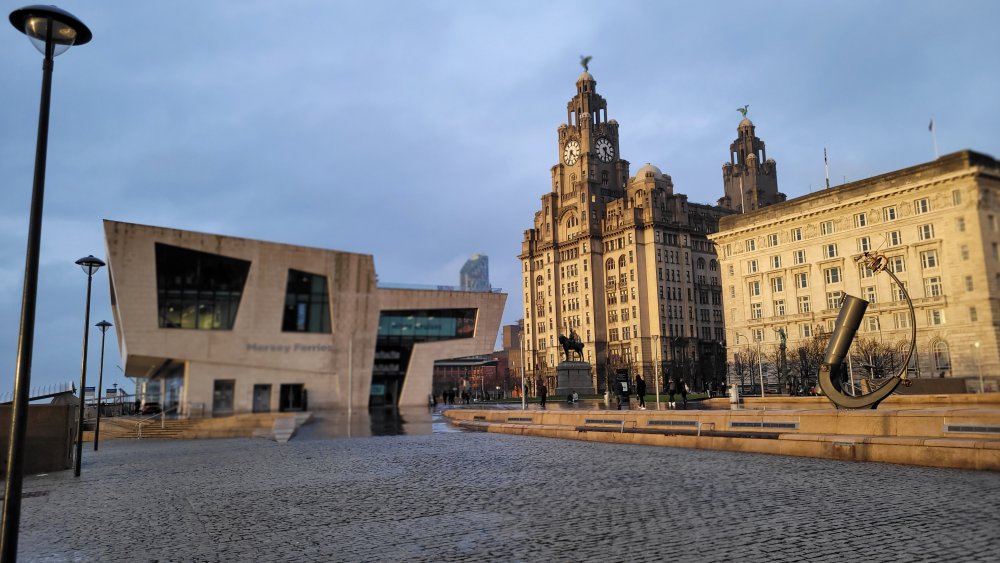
[14,426,1000,562]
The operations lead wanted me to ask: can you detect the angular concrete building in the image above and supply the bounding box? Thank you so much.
[104,220,505,416]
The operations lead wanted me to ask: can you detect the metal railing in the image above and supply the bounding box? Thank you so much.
[136,405,179,439]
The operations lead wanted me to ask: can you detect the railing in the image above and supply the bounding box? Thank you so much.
[136,405,179,439]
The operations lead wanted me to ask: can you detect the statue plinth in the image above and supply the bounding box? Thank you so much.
[556,361,594,396]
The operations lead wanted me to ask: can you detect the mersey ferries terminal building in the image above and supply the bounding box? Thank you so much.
[104,220,505,417]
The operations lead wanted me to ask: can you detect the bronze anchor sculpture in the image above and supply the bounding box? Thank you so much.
[818,251,914,409]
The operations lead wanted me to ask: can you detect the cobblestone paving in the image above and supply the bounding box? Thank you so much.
[14,432,1000,562]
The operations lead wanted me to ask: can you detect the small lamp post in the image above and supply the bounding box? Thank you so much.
[74,255,105,477]
[974,342,985,394]
[2,5,92,559]
[94,320,112,450]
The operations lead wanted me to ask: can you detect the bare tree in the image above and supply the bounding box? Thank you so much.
[850,337,906,381]
[792,332,831,392]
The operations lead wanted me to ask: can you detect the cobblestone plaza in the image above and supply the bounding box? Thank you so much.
[15,426,1000,562]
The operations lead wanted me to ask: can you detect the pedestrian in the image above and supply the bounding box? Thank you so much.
[539,383,547,407]
[572,391,579,403]
[680,380,688,408]
[667,378,677,408]
[635,375,646,409]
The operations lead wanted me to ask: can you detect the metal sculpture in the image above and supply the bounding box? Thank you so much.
[818,251,915,409]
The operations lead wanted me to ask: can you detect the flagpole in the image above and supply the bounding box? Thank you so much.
[929,118,939,159]
[824,147,830,189]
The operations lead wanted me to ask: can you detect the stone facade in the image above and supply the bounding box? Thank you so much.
[710,150,1000,392]
[718,117,786,212]
[519,71,732,394]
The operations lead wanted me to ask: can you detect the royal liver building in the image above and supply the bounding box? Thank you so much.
[519,68,732,394]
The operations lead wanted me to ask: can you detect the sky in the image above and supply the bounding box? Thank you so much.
[1,0,998,395]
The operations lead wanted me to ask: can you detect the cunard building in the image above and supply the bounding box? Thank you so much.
[519,69,732,393]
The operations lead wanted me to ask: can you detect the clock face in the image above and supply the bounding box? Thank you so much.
[596,137,614,162]
[563,140,580,165]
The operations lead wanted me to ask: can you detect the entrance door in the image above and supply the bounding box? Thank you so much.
[252,384,272,413]
[279,384,305,412]
[212,379,235,416]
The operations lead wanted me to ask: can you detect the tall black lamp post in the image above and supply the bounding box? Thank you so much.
[74,255,104,477]
[94,320,112,451]
[2,5,91,560]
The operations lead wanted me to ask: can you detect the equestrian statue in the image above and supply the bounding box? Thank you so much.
[559,330,585,362]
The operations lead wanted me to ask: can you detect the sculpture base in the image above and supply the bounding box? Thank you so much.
[556,361,594,396]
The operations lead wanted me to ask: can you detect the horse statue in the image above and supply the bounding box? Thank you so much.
[558,333,585,362]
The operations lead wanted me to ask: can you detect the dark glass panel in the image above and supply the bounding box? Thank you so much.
[282,269,331,333]
[155,243,251,330]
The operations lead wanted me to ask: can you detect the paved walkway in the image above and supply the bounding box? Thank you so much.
[14,431,1000,562]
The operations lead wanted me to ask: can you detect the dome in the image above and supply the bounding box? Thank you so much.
[738,117,753,129]
[636,163,663,180]
[577,70,594,82]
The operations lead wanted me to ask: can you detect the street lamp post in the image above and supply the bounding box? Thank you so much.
[757,339,765,398]
[74,255,105,477]
[2,5,92,559]
[94,320,112,451]
[652,335,661,410]
[974,342,985,394]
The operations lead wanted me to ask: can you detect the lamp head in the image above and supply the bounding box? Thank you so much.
[9,5,91,57]
[75,254,105,276]
[95,320,112,333]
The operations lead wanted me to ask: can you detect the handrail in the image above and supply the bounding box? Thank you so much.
[136,406,179,439]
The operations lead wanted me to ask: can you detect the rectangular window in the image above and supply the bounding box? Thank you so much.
[791,227,802,241]
[891,282,907,302]
[854,213,867,228]
[771,277,784,292]
[961,245,970,260]
[752,329,764,343]
[795,272,808,289]
[857,237,871,252]
[767,233,779,247]
[884,206,897,221]
[750,303,762,319]
[748,281,761,296]
[887,231,902,246]
[928,309,945,325]
[920,250,939,269]
[957,217,966,232]
[924,276,943,297]
[798,296,811,313]
[965,276,974,291]
[862,285,877,303]
[859,263,875,279]
[748,260,759,273]
[746,239,756,252]
[826,291,844,309]
[283,270,333,333]
[918,224,934,241]
[889,256,906,274]
[770,255,781,269]
[953,190,962,205]
[155,243,251,331]
[824,267,842,284]
[993,243,999,260]
[800,324,813,338]
[820,220,835,235]
[914,198,930,214]
[823,243,838,258]
[774,299,785,316]
[793,250,806,265]
[894,311,911,329]
[865,317,880,332]
[970,307,978,322]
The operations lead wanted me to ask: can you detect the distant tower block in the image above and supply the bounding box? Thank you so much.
[460,254,490,291]
[719,116,786,212]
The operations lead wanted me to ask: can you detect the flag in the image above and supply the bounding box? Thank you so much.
[929,118,934,132]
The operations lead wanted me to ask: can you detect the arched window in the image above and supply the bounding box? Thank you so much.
[606,258,615,271]
[710,259,718,271]
[535,275,544,287]
[697,258,706,270]
[933,341,951,371]
[618,256,627,268]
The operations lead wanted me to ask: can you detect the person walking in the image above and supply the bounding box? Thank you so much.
[680,380,689,409]
[667,377,677,408]
[635,375,647,409]
[539,383,547,408]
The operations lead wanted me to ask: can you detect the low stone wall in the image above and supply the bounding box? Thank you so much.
[0,404,75,476]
